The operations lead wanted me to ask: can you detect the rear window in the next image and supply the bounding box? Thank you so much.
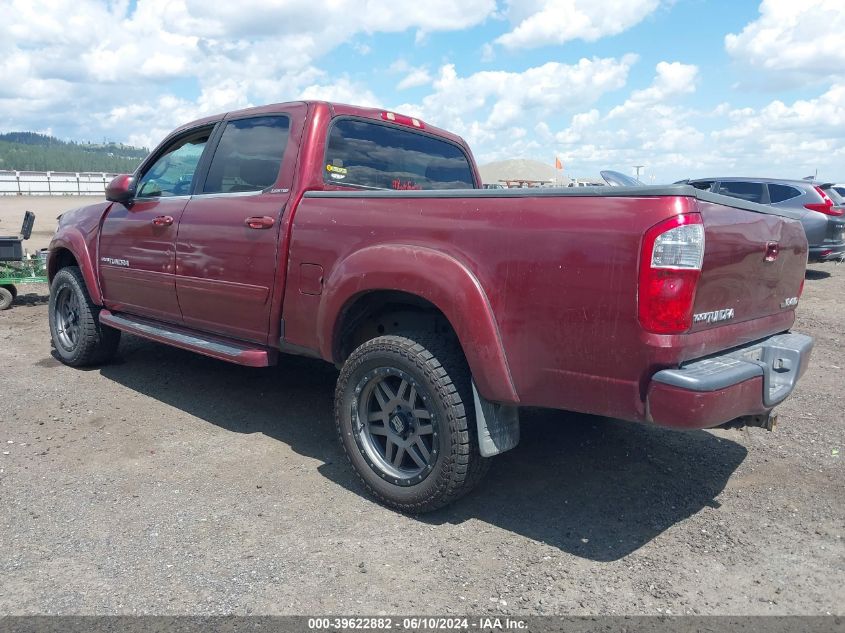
[325,119,475,190]
[717,181,765,203]
[768,183,802,203]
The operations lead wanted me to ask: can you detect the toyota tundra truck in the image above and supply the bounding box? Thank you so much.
[47,101,813,512]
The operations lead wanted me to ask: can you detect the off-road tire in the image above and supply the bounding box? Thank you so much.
[335,331,490,513]
[49,266,120,366]
[0,286,13,310]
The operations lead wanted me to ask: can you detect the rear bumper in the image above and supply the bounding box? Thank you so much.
[646,332,813,430]
[809,242,845,262]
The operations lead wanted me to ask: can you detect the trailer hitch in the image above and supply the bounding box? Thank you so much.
[720,412,778,432]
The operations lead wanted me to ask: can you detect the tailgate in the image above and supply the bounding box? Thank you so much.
[690,199,807,333]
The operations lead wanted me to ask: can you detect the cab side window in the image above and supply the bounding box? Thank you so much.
[717,181,765,203]
[136,129,210,198]
[202,116,290,194]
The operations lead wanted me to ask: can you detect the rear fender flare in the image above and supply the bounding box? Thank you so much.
[318,244,518,404]
[48,230,102,305]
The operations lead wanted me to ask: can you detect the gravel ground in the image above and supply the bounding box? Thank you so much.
[0,200,843,616]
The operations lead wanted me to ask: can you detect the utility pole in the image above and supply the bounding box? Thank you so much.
[633,165,644,180]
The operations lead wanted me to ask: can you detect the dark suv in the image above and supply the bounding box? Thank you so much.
[679,177,845,263]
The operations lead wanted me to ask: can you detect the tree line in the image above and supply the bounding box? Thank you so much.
[0,132,148,173]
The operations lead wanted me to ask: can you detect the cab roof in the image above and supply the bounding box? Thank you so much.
[170,100,468,149]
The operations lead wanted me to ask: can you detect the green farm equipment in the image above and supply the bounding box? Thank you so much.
[0,211,48,310]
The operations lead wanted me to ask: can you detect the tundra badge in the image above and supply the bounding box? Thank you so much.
[693,308,735,324]
[100,257,129,267]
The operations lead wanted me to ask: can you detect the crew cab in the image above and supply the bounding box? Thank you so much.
[47,101,813,512]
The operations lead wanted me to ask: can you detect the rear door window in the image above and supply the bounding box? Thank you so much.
[325,119,475,190]
[717,181,765,203]
[202,116,290,194]
[768,183,802,203]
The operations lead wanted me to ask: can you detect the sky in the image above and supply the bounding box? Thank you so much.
[1,0,843,183]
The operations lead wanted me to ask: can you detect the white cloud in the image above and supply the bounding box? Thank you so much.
[397,69,433,91]
[395,55,637,151]
[0,0,495,144]
[725,0,845,82]
[2,0,842,184]
[710,85,845,173]
[548,62,709,178]
[608,61,697,117]
[298,79,380,108]
[544,62,845,181]
[353,42,372,56]
[496,0,660,49]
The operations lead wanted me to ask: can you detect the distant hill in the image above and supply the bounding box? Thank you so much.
[0,132,148,173]
[479,159,563,185]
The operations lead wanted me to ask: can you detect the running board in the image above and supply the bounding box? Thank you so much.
[99,310,277,367]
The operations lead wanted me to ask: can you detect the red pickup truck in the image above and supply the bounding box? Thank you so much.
[47,101,813,512]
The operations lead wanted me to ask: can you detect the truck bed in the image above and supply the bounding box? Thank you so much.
[284,185,807,423]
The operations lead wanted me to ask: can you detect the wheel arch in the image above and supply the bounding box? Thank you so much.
[333,289,457,361]
[319,245,518,404]
[48,233,102,305]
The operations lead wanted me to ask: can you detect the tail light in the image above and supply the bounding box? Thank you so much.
[638,213,705,334]
[805,187,844,216]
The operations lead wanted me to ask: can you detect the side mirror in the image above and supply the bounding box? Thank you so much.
[105,174,136,203]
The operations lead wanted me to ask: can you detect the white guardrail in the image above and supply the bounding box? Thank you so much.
[0,170,118,196]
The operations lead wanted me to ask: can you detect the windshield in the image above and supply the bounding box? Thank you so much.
[600,170,644,187]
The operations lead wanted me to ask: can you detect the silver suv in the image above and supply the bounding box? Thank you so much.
[679,177,845,263]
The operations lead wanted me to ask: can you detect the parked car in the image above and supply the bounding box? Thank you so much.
[677,177,845,263]
[832,184,845,198]
[46,101,813,511]
[600,170,644,187]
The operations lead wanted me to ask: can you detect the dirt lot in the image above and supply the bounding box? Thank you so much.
[0,197,843,615]
[0,196,102,251]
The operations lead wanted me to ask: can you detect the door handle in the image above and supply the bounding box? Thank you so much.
[245,216,275,229]
[152,215,174,226]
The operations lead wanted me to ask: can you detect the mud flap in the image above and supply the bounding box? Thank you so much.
[472,381,520,457]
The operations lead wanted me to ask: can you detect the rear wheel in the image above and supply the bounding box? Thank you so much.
[335,332,489,513]
[49,267,120,366]
[0,285,13,310]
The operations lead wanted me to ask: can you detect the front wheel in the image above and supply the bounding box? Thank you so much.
[49,266,120,366]
[335,333,489,513]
